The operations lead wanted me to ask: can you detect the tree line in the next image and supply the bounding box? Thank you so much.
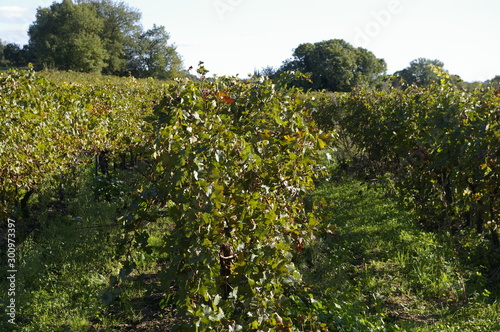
[1,0,499,86]
[259,40,500,91]
[0,0,182,80]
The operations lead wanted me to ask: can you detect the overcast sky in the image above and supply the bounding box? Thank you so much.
[1,0,499,82]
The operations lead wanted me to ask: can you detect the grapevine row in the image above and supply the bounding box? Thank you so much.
[322,68,500,245]
[0,68,163,221]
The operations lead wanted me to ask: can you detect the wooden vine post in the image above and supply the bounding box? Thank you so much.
[219,242,237,299]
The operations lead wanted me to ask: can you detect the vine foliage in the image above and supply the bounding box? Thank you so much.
[327,68,499,244]
[120,73,329,330]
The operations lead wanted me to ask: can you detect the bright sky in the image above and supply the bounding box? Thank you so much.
[1,0,499,82]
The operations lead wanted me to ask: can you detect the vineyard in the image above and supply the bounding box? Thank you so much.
[317,68,499,244]
[1,67,499,331]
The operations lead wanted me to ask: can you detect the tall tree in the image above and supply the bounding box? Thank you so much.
[0,40,5,67]
[127,24,182,80]
[3,43,27,67]
[279,39,386,92]
[88,0,142,75]
[393,58,445,86]
[28,0,107,72]
[27,0,182,78]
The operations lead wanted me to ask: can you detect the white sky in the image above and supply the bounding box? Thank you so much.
[1,0,499,82]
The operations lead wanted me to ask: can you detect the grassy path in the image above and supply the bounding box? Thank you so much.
[297,178,500,331]
[3,173,498,331]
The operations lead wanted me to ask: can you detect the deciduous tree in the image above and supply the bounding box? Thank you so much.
[393,58,444,87]
[28,0,107,72]
[88,0,143,75]
[127,24,182,79]
[3,43,26,67]
[27,0,182,79]
[279,39,386,92]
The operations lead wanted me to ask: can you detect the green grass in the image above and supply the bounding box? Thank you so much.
[0,163,178,331]
[0,165,124,331]
[2,156,499,331]
[38,69,172,87]
[296,177,500,331]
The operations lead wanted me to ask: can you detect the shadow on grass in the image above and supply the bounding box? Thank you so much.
[90,272,180,331]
